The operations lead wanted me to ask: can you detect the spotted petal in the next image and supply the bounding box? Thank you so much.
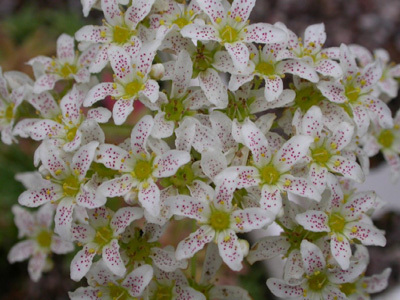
[331,233,351,270]
[57,34,75,63]
[110,207,143,235]
[84,82,119,106]
[180,24,219,41]
[296,210,329,233]
[244,23,286,44]
[300,240,326,275]
[175,225,215,260]
[231,208,273,232]
[217,229,243,271]
[317,81,347,104]
[98,174,135,197]
[125,0,155,28]
[196,0,226,23]
[260,185,282,215]
[70,242,98,281]
[273,135,313,172]
[199,68,228,108]
[225,42,250,72]
[8,240,35,263]
[247,236,290,264]
[346,222,386,246]
[267,279,303,298]
[138,180,160,217]
[326,155,365,183]
[122,264,153,297]
[130,115,154,156]
[103,239,126,277]
[113,98,134,125]
[153,150,190,178]
[241,122,270,167]
[28,252,46,282]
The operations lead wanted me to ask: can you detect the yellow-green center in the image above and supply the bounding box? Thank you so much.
[36,230,52,248]
[4,103,14,121]
[378,129,395,148]
[311,147,331,164]
[59,63,77,78]
[133,160,153,181]
[124,80,143,98]
[340,282,357,296]
[173,17,189,29]
[260,165,280,185]
[307,271,328,291]
[122,228,160,265]
[108,283,130,300]
[255,61,276,76]
[293,85,325,112]
[329,213,346,233]
[93,226,114,246]
[220,25,238,43]
[192,42,214,76]
[344,84,361,103]
[66,127,78,142]
[151,284,174,300]
[209,210,231,231]
[62,176,80,196]
[113,25,133,44]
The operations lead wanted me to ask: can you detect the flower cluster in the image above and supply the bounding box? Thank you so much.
[2,0,398,299]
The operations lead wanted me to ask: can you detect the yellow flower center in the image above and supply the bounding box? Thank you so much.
[113,25,133,44]
[307,271,328,291]
[209,210,231,231]
[255,61,276,76]
[220,25,238,43]
[151,284,174,300]
[340,282,357,296]
[59,63,77,78]
[344,84,361,103]
[260,165,280,185]
[311,147,331,164]
[173,17,189,29]
[124,80,143,98]
[293,85,325,112]
[36,230,52,248]
[377,129,394,148]
[329,213,346,233]
[93,226,114,246]
[66,126,78,142]
[108,283,129,300]
[133,160,153,181]
[4,103,14,121]
[62,176,80,196]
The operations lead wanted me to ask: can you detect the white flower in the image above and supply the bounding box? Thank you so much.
[18,141,104,239]
[363,110,400,182]
[169,177,274,271]
[23,84,110,152]
[229,43,319,101]
[181,0,287,72]
[275,22,343,78]
[28,34,97,93]
[0,67,31,144]
[75,0,157,73]
[96,115,190,216]
[223,120,320,215]
[70,206,143,280]
[69,259,152,299]
[296,176,386,270]
[295,105,365,192]
[317,44,393,137]
[267,240,366,300]
[8,204,74,282]
[84,45,160,125]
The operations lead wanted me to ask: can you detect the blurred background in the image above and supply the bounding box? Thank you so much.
[0,0,399,299]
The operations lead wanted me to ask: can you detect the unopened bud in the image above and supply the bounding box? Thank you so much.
[150,63,165,80]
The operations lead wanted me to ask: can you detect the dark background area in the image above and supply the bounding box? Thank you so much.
[0,0,399,299]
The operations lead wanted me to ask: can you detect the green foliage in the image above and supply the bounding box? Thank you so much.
[0,144,34,249]
[2,5,88,45]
